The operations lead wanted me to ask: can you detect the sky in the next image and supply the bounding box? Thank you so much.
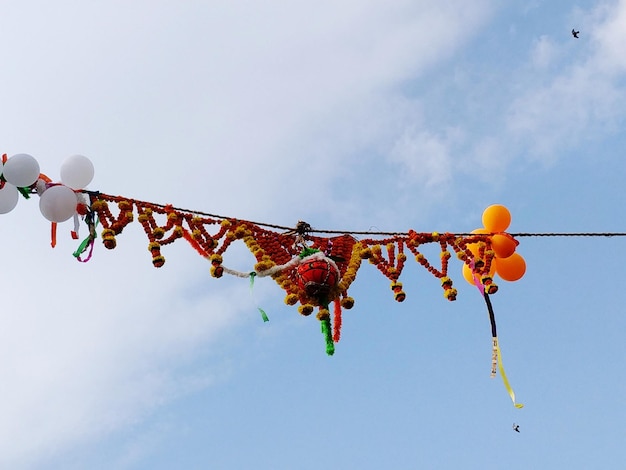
[0,0,625,468]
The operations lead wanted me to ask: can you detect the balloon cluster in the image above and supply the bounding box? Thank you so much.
[462,204,526,287]
[0,153,95,222]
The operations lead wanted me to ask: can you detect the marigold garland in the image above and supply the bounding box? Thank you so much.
[87,193,513,315]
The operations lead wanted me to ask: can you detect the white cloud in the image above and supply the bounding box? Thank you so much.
[426,1,626,169]
[381,1,626,193]
[590,0,626,73]
[0,225,244,466]
[531,35,559,68]
[507,71,624,163]
[389,127,454,190]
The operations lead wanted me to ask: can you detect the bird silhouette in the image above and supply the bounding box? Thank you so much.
[572,29,580,38]
[513,423,520,433]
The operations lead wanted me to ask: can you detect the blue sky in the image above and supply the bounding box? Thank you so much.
[1,1,625,468]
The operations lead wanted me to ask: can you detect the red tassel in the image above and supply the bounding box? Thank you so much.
[332,298,342,343]
[182,230,209,257]
[50,222,57,248]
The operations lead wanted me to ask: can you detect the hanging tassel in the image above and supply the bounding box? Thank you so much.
[249,272,269,322]
[332,298,342,342]
[317,307,335,355]
[182,229,209,257]
[320,318,335,355]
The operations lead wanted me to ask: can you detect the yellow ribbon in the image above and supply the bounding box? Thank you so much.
[493,337,523,409]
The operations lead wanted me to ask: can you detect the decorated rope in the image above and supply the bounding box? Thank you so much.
[0,153,535,408]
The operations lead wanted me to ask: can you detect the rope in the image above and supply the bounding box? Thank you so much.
[84,192,626,238]
[510,232,626,237]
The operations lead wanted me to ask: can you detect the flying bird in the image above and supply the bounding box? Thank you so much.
[572,29,580,38]
[513,423,520,433]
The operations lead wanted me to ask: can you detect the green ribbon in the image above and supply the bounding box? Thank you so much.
[17,186,31,199]
[73,216,99,260]
[72,235,93,258]
[249,272,269,322]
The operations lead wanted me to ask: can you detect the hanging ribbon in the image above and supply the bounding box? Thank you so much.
[72,213,99,262]
[495,337,524,409]
[17,186,31,199]
[73,233,96,262]
[249,272,269,322]
[469,259,523,408]
[483,291,523,409]
[50,222,57,248]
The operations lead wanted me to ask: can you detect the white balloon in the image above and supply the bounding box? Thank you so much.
[60,154,94,189]
[39,185,78,222]
[0,183,19,214]
[3,153,40,187]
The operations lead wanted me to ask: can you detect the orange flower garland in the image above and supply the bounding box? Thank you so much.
[87,193,522,356]
[88,193,511,305]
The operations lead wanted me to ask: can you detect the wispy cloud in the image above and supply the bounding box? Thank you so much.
[380,0,626,203]
[505,1,626,161]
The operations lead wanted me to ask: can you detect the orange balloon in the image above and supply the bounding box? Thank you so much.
[482,205,511,233]
[495,252,526,281]
[492,233,517,259]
